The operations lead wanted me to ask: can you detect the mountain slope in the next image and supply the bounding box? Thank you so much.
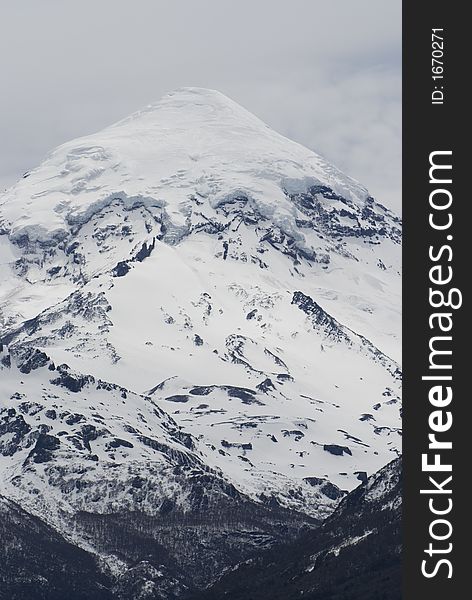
[0,458,400,600]
[0,88,401,594]
[0,494,112,600]
[0,344,313,597]
[197,457,402,600]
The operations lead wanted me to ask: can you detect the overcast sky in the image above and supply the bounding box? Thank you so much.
[0,0,401,212]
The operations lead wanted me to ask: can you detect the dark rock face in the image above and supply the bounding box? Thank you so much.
[246,308,257,320]
[256,378,275,393]
[188,384,260,405]
[355,470,368,484]
[106,438,134,449]
[285,185,401,245]
[224,386,258,404]
[196,458,402,600]
[303,477,345,501]
[27,433,61,464]
[193,334,204,346]
[221,439,253,451]
[292,290,401,379]
[292,291,349,342]
[165,394,191,403]
[17,348,50,374]
[134,237,156,262]
[112,261,131,277]
[1,353,11,368]
[323,443,352,457]
[0,410,32,457]
[50,364,95,392]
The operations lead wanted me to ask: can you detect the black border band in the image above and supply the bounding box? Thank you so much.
[403,3,467,596]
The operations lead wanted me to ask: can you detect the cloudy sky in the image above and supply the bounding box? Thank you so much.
[0,0,401,212]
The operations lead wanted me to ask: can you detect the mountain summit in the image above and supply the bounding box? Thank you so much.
[2,87,379,245]
[0,89,401,597]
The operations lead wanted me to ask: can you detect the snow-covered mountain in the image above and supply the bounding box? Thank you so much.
[0,87,401,596]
